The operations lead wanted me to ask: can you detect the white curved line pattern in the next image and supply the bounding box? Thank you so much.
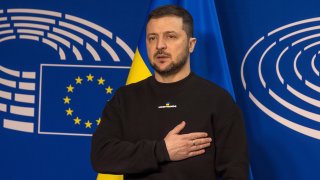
[280,25,320,42]
[0,8,135,135]
[304,41,320,51]
[0,23,10,28]
[0,77,16,88]
[14,93,35,104]
[292,33,320,46]
[276,47,289,84]
[19,82,36,90]
[0,90,35,104]
[311,54,320,76]
[72,46,83,60]
[241,37,265,90]
[11,16,56,24]
[0,65,37,114]
[22,72,36,79]
[116,37,134,60]
[101,40,120,62]
[0,103,7,112]
[0,29,13,35]
[59,21,98,42]
[86,42,100,61]
[58,47,66,60]
[0,65,20,77]
[294,51,302,80]
[0,8,133,62]
[0,35,15,42]
[0,66,36,80]
[8,8,62,18]
[249,93,320,140]
[14,23,50,30]
[0,90,12,100]
[43,31,81,60]
[53,27,84,45]
[3,119,34,133]
[259,42,276,88]
[65,14,112,39]
[17,29,44,36]
[42,37,58,51]
[268,17,320,36]
[287,85,320,108]
[19,35,39,41]
[10,105,34,117]
[269,89,320,123]
[242,17,320,139]
[47,32,70,48]
[305,80,320,93]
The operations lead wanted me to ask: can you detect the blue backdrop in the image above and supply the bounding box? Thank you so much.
[1,0,319,179]
[216,0,320,179]
[0,0,150,179]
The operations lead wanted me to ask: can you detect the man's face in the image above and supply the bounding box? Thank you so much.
[146,16,196,76]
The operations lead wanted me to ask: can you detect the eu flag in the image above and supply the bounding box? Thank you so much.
[39,64,128,136]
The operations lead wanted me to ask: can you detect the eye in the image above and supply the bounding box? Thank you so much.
[167,34,176,39]
[148,36,156,41]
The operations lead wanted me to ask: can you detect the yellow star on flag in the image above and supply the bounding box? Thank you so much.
[96,118,101,125]
[75,76,83,84]
[67,84,74,93]
[74,117,81,125]
[66,108,73,116]
[85,120,92,128]
[63,96,71,104]
[106,86,113,94]
[87,74,94,81]
[97,77,105,85]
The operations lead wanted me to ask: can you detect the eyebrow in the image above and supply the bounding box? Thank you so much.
[147,31,177,36]
[164,31,177,34]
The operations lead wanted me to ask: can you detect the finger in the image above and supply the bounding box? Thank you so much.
[188,149,205,157]
[190,142,211,151]
[168,121,186,135]
[182,132,208,139]
[194,137,212,145]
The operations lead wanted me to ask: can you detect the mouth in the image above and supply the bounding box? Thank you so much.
[155,54,170,61]
[156,55,169,59]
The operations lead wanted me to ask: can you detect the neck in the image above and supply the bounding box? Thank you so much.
[155,67,191,83]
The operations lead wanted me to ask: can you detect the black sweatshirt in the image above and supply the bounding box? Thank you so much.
[91,72,249,180]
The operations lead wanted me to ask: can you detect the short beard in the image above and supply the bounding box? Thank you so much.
[150,48,189,77]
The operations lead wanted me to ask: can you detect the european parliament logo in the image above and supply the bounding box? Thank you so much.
[0,8,133,136]
[242,17,320,140]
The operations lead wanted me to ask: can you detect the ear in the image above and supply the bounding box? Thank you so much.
[189,37,197,53]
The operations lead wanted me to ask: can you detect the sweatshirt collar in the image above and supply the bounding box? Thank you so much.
[148,72,195,95]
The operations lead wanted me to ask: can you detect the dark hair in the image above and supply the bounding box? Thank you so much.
[147,5,194,38]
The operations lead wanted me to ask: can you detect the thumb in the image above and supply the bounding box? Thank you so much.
[168,121,186,135]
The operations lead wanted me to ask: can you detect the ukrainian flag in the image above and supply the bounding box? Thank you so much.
[97,0,251,179]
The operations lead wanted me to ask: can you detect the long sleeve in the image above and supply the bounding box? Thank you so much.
[214,92,249,180]
[90,90,170,174]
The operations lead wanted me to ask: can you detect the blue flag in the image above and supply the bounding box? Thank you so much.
[181,0,235,98]
[39,64,127,136]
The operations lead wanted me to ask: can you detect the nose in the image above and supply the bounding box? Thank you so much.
[156,37,166,50]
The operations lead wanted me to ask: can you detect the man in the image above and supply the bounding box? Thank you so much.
[91,5,248,179]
